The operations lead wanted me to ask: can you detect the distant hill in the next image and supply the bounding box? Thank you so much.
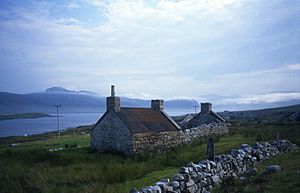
[45,87,99,96]
[2,87,299,116]
[0,88,199,114]
[172,104,300,125]
[198,94,300,111]
[219,104,300,124]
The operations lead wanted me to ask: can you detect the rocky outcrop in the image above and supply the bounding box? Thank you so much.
[130,139,298,193]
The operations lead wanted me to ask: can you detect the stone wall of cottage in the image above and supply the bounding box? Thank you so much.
[90,111,134,155]
[133,131,183,154]
[132,123,228,154]
[182,123,228,144]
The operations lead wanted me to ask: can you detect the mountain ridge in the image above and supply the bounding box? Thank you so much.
[1,87,300,114]
[0,88,199,114]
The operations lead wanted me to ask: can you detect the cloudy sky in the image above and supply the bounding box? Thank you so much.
[0,0,299,103]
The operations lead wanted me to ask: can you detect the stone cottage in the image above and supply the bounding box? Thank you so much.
[90,85,182,155]
[181,102,228,143]
[183,102,226,128]
[91,86,228,155]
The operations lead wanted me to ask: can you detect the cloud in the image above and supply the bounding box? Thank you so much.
[222,92,300,105]
[86,0,107,7]
[101,0,241,24]
[287,64,300,70]
[0,0,299,98]
[67,3,80,9]
[55,17,80,24]
[192,66,300,96]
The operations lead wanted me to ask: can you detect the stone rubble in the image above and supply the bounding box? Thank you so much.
[130,139,298,193]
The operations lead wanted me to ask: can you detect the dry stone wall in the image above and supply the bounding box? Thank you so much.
[133,123,228,154]
[182,123,228,144]
[130,139,298,193]
[133,131,182,154]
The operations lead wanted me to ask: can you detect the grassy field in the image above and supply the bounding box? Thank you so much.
[229,121,300,145]
[210,120,300,193]
[212,150,300,193]
[0,121,299,193]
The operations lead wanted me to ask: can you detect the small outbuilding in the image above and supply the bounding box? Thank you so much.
[183,102,227,129]
[180,102,228,143]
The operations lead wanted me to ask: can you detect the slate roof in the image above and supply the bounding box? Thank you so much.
[115,107,180,133]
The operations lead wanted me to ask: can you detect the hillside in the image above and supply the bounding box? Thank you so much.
[0,88,199,114]
[198,94,300,112]
[173,104,300,125]
[219,104,300,124]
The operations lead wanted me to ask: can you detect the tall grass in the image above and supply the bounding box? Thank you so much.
[229,121,300,145]
[0,133,254,193]
[212,151,300,193]
[0,120,299,193]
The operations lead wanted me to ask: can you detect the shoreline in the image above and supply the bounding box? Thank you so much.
[0,113,54,121]
[0,124,94,145]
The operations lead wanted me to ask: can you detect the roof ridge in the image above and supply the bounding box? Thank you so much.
[160,110,181,130]
[121,107,152,109]
[209,111,226,122]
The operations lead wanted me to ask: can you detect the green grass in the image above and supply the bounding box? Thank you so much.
[0,124,94,145]
[247,150,300,193]
[212,150,300,193]
[229,121,300,145]
[0,120,299,193]
[211,120,300,193]
[0,133,255,193]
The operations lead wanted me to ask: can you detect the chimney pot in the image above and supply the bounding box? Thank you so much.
[111,85,115,97]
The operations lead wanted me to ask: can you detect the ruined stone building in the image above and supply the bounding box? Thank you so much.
[90,86,228,155]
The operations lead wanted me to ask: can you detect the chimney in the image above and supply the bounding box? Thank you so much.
[201,102,212,113]
[106,85,121,112]
[151,99,164,111]
[111,85,116,97]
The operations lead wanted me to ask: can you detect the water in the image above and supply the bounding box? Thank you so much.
[0,113,102,137]
[0,109,190,138]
